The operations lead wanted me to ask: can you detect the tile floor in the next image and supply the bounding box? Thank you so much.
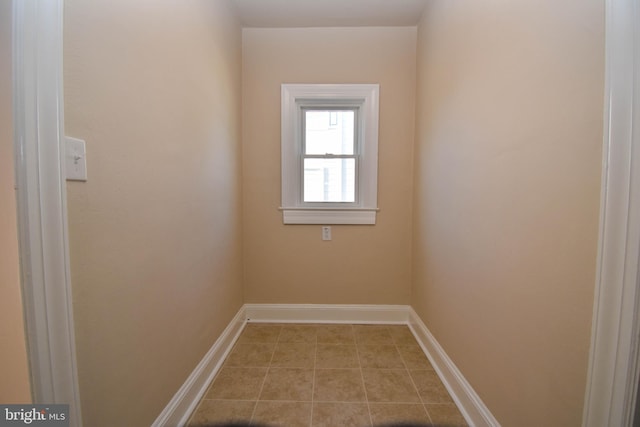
[187,323,468,427]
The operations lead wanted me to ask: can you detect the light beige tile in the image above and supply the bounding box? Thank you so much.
[362,369,420,403]
[357,345,404,369]
[279,324,318,343]
[316,344,359,368]
[271,343,316,368]
[410,369,454,404]
[397,345,434,370]
[252,401,312,427]
[387,325,418,345]
[426,403,468,426]
[353,325,394,344]
[316,324,355,344]
[189,324,464,427]
[312,402,370,427]
[369,403,430,425]
[313,369,366,402]
[187,399,255,426]
[205,367,267,400]
[259,368,314,401]
[237,323,282,344]
[225,343,275,367]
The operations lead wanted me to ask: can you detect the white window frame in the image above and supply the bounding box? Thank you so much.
[281,84,379,224]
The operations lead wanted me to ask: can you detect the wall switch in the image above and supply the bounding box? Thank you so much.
[65,137,87,181]
[322,226,332,241]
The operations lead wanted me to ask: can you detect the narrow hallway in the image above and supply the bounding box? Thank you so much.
[13,0,605,425]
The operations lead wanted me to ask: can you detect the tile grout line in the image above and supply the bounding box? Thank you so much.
[353,325,374,427]
[309,329,318,427]
[394,326,434,426]
[200,398,437,404]
[249,325,282,424]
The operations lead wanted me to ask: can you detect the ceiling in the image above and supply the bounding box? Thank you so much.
[231,0,428,28]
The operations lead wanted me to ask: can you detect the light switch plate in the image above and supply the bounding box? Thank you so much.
[65,137,87,181]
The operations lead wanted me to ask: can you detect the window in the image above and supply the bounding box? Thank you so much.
[281,84,379,224]
[303,109,356,203]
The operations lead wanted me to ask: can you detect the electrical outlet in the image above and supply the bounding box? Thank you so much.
[322,226,332,241]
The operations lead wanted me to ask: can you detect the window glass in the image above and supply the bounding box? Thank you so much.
[303,158,355,202]
[304,110,355,155]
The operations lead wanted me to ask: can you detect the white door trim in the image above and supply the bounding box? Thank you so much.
[13,1,82,425]
[582,0,640,425]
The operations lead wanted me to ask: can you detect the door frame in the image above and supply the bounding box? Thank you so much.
[582,0,640,425]
[12,1,82,426]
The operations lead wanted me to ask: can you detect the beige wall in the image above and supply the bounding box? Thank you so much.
[412,1,604,426]
[64,1,243,425]
[242,27,416,304]
[0,0,32,404]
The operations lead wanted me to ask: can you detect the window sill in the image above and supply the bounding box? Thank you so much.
[280,208,378,225]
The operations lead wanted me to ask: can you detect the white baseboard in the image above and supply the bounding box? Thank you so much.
[153,304,499,427]
[244,303,410,324]
[151,306,247,427]
[408,307,501,427]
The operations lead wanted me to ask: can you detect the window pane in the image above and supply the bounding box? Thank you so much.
[305,110,354,155]
[304,158,355,202]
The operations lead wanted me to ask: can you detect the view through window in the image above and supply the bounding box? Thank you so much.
[303,109,356,203]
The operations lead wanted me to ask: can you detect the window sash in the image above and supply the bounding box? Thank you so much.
[301,155,359,205]
[300,105,360,206]
[302,106,359,156]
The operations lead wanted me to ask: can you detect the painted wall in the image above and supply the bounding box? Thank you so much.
[242,27,416,304]
[0,0,32,404]
[412,1,604,425]
[64,1,243,425]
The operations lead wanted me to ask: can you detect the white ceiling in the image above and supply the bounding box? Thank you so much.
[232,0,428,28]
